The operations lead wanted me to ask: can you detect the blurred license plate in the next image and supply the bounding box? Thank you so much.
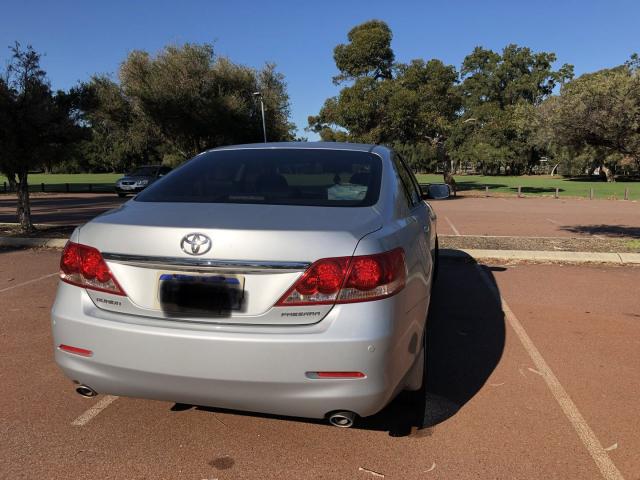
[159,273,244,316]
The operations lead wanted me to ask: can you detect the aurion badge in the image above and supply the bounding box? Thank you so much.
[180,233,212,256]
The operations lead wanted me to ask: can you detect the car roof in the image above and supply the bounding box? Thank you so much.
[209,142,387,154]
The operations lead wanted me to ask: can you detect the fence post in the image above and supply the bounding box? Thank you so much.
[65,183,69,193]
[589,188,594,200]
[517,186,522,198]
[485,185,489,197]
[624,188,629,201]
[555,187,559,199]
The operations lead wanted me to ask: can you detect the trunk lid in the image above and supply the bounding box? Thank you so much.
[79,201,382,325]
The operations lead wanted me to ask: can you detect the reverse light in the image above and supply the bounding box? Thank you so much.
[276,248,405,306]
[60,242,125,296]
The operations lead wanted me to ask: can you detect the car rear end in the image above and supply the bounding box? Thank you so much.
[51,144,427,421]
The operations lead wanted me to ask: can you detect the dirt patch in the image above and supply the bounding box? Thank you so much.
[440,235,640,253]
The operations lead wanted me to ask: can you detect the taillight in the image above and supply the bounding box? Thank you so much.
[59,242,125,296]
[276,248,405,306]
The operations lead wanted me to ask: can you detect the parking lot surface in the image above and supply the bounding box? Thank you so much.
[2,193,638,240]
[1,248,638,479]
[431,196,640,238]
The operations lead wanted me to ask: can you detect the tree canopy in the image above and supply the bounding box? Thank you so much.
[537,58,640,180]
[332,20,395,84]
[71,43,296,170]
[312,20,640,180]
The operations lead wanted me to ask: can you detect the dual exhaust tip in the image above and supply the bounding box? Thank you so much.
[74,385,357,428]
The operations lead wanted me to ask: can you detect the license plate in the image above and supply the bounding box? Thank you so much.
[158,273,245,316]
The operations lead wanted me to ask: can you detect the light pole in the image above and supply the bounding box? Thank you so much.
[253,92,267,142]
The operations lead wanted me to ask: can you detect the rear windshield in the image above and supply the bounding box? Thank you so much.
[135,148,382,207]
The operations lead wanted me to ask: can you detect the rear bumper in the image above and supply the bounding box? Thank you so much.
[51,282,421,419]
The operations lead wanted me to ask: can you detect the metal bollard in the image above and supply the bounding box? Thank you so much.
[41,182,45,192]
[624,188,629,201]
[65,183,69,193]
[485,185,489,197]
[555,187,559,199]
[3,181,6,193]
[589,188,594,200]
[88,183,92,192]
[517,186,522,198]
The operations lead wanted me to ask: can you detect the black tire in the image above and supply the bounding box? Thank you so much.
[117,193,127,198]
[431,236,439,288]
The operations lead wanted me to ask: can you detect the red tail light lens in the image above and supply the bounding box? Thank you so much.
[276,257,349,305]
[59,242,125,296]
[276,248,405,306]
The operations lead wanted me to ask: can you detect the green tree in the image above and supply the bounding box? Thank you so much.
[76,76,161,172]
[120,43,294,161]
[332,20,394,84]
[449,44,573,174]
[539,58,640,181]
[309,20,459,152]
[0,43,83,232]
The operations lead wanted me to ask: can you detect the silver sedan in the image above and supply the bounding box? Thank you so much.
[51,142,441,427]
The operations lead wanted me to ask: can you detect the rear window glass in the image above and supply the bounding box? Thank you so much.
[135,148,382,207]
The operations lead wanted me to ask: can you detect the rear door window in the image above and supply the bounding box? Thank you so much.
[392,154,421,208]
[135,149,382,207]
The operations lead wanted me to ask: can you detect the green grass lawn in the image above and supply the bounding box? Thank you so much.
[416,174,640,200]
[0,173,123,193]
[0,172,638,199]
[0,173,122,184]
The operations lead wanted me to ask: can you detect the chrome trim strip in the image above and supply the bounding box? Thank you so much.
[101,253,310,274]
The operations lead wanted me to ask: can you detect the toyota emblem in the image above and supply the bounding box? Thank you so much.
[180,233,212,256]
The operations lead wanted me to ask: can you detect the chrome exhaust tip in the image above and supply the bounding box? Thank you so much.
[328,411,356,428]
[75,385,97,398]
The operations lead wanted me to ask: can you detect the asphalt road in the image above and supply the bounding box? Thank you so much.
[1,248,638,479]
[1,193,638,239]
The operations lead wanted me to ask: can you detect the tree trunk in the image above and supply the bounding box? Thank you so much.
[16,172,35,233]
[8,176,17,193]
[600,164,615,182]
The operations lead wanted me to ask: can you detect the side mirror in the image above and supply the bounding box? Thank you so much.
[421,183,451,200]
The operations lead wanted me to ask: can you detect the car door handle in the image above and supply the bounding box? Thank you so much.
[423,225,430,233]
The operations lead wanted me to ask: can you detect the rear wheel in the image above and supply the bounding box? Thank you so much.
[431,236,439,288]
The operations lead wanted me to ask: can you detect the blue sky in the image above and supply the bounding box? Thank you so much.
[1,0,638,140]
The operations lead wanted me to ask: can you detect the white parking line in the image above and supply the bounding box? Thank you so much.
[444,216,461,236]
[0,273,58,294]
[476,265,625,480]
[71,395,119,426]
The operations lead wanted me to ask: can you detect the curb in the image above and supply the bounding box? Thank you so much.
[0,237,67,248]
[441,248,640,265]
